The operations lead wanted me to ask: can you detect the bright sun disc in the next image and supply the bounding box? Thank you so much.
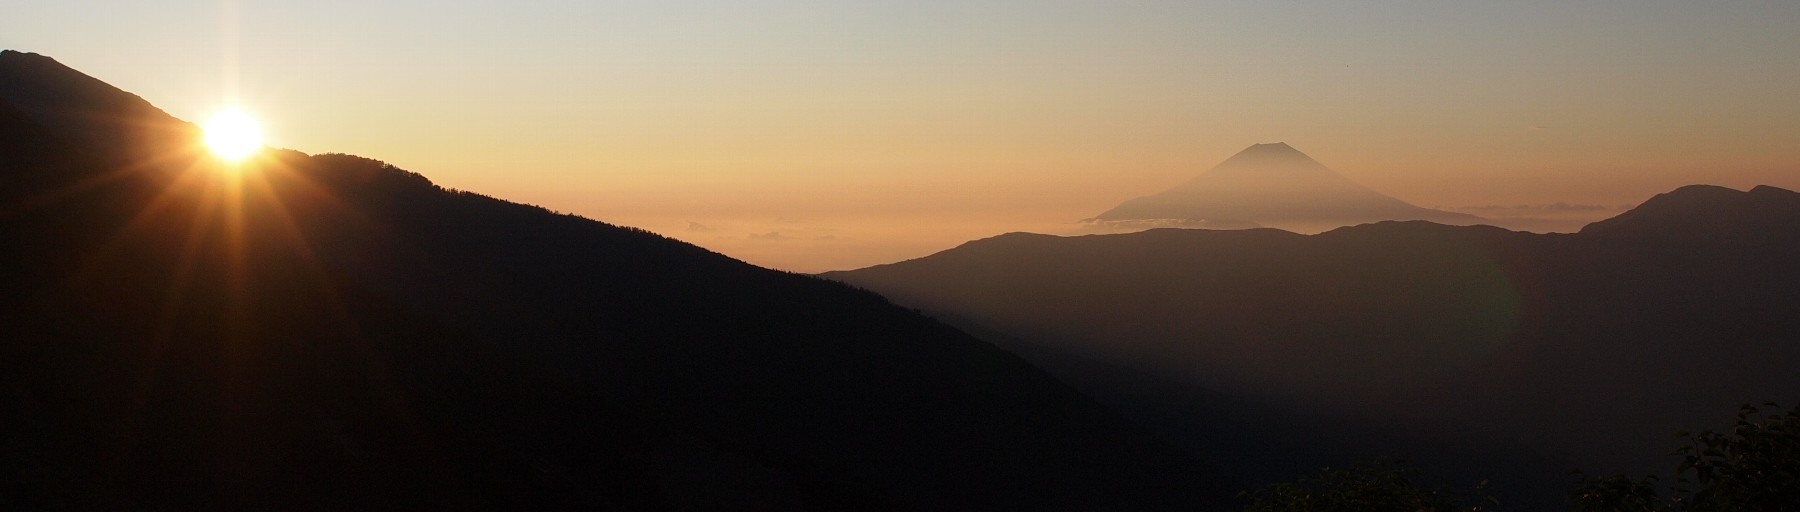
[204,109,263,161]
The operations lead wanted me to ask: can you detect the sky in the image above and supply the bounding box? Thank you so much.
[6,1,1799,272]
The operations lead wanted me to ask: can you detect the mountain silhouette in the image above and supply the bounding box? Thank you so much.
[828,185,1800,507]
[1581,184,1800,239]
[0,51,194,160]
[0,50,1218,510]
[1091,142,1482,231]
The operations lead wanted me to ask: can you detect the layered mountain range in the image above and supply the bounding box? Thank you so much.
[830,184,1800,506]
[13,46,1793,509]
[0,50,1215,510]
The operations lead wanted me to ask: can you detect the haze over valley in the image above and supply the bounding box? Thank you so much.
[6,2,1800,510]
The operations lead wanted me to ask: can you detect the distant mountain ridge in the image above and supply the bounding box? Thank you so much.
[0,50,1216,510]
[1092,142,1482,231]
[828,184,1800,507]
[1581,184,1800,238]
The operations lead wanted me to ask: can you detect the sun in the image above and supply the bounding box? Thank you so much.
[204,108,263,161]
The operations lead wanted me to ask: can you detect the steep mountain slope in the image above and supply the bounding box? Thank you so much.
[0,50,1215,510]
[1092,142,1481,231]
[828,185,1800,504]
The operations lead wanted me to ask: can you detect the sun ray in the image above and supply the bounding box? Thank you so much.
[119,157,225,459]
[0,131,204,220]
[71,158,214,285]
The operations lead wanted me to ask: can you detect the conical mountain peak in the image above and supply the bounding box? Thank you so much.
[1205,142,1334,179]
[1227,142,1311,162]
[1091,142,1483,230]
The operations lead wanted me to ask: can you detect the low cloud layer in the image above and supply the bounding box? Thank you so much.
[1077,218,1263,233]
[1443,203,1622,216]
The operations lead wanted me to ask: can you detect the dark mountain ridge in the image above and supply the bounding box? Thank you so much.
[0,50,192,158]
[828,184,1800,507]
[0,50,1215,510]
[1582,184,1800,238]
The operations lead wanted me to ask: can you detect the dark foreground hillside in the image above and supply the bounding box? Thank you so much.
[828,184,1800,507]
[0,50,1214,510]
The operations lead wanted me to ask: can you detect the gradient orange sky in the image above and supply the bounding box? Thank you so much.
[7,1,1799,272]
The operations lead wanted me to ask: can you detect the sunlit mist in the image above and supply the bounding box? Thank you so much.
[204,108,262,161]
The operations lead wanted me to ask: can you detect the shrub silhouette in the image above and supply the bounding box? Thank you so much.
[1571,403,1799,511]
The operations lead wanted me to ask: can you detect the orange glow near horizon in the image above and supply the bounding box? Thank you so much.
[10,2,1798,272]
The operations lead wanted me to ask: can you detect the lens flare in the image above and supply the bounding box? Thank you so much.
[204,108,263,161]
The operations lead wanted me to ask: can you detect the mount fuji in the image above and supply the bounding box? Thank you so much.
[1091,142,1482,231]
